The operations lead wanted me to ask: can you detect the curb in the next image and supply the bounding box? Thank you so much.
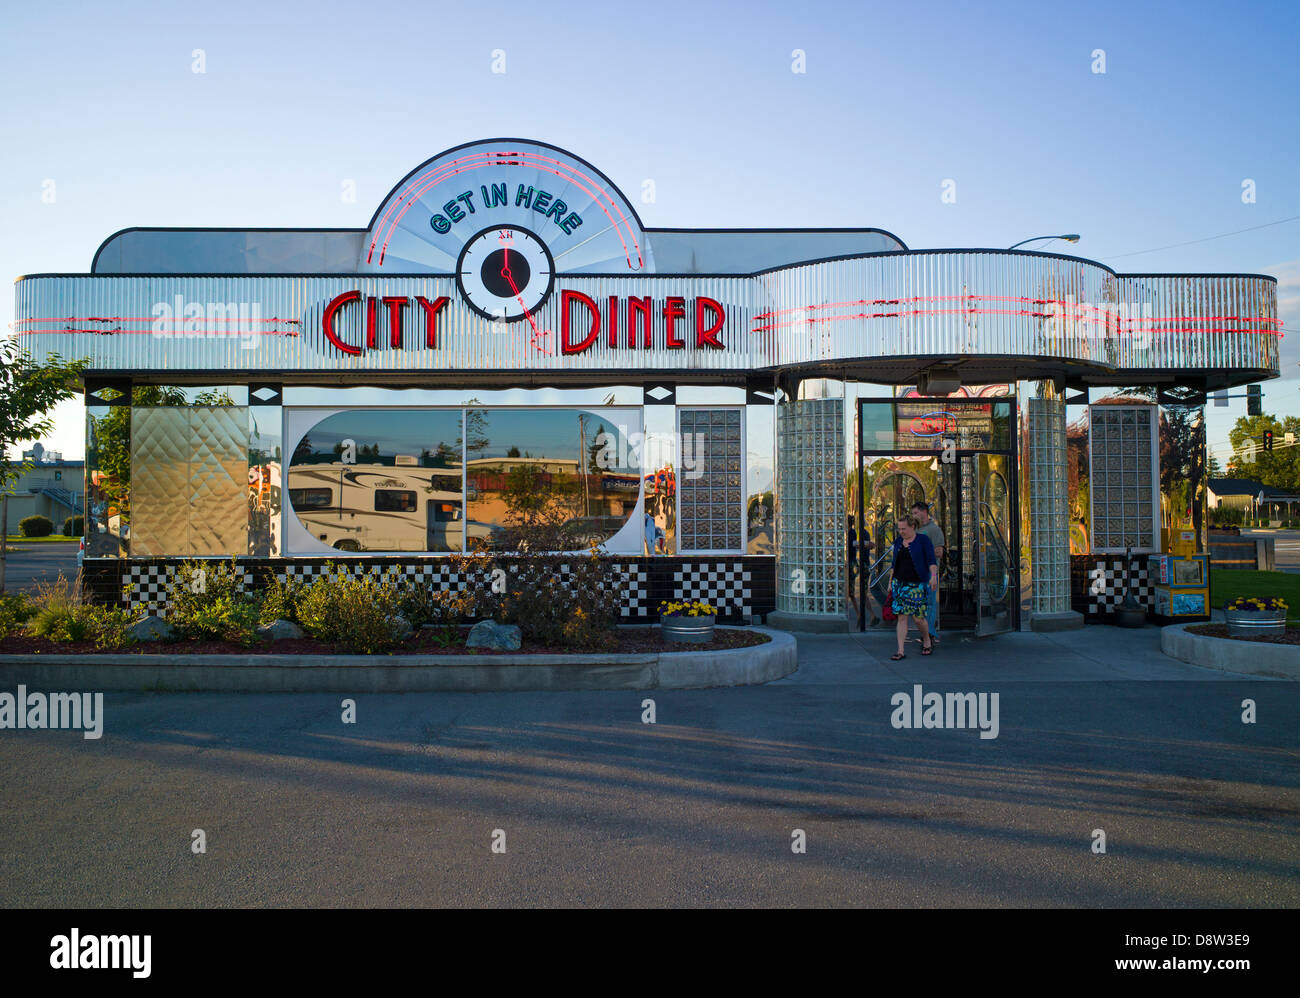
[0,627,797,692]
[1160,623,1300,679]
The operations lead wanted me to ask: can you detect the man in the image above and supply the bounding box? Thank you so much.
[911,501,944,641]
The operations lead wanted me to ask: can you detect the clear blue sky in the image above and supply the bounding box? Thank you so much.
[4,0,1297,468]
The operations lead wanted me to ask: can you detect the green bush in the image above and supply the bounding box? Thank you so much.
[18,515,53,537]
[20,572,136,647]
[63,515,85,537]
[258,575,306,624]
[401,584,472,630]
[161,558,261,645]
[0,592,36,637]
[25,573,88,641]
[489,545,623,649]
[297,566,405,654]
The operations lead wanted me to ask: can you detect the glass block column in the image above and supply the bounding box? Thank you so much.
[1027,396,1069,614]
[775,398,844,615]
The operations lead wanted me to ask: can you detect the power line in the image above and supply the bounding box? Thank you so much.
[1097,213,1300,261]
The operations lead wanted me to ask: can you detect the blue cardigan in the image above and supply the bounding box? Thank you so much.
[891,532,937,584]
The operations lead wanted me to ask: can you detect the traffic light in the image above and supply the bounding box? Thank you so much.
[1247,383,1262,416]
[1263,429,1274,452]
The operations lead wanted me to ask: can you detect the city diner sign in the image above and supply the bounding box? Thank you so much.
[320,289,729,357]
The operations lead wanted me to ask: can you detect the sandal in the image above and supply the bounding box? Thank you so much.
[921,639,933,656]
[890,652,906,660]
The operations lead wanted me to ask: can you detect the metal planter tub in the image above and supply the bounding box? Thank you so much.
[661,614,717,644]
[1224,607,1287,638]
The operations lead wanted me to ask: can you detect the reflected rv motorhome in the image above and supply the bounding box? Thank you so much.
[287,461,497,552]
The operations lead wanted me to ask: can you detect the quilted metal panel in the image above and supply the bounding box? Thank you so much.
[130,408,190,556]
[188,406,249,555]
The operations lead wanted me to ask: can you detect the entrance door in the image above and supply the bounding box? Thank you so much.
[856,396,1019,632]
[975,453,1015,635]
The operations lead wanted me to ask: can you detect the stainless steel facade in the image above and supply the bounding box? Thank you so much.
[15,138,1280,631]
[15,255,1278,385]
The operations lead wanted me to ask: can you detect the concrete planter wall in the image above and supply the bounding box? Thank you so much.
[661,614,716,644]
[1224,608,1286,638]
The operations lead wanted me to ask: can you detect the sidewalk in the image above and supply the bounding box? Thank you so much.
[777,624,1275,685]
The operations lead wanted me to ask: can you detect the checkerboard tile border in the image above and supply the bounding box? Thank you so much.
[672,561,752,618]
[1072,555,1156,618]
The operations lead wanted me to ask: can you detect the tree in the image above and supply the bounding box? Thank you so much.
[1228,413,1300,492]
[0,342,88,591]
[1207,453,1223,478]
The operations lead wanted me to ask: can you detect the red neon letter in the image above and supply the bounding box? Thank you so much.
[381,296,408,348]
[415,295,450,348]
[322,290,361,355]
[627,296,652,349]
[663,296,686,349]
[696,297,725,349]
[365,296,378,349]
[561,289,601,355]
[607,295,619,348]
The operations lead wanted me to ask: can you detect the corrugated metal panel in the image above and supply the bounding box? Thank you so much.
[14,254,1279,378]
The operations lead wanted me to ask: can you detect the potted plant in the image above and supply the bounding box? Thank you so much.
[658,599,717,643]
[1224,596,1288,638]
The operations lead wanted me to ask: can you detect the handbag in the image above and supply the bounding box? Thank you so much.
[881,580,896,622]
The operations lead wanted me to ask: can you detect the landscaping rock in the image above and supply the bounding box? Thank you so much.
[128,616,174,642]
[388,614,414,642]
[256,619,304,641]
[466,620,522,650]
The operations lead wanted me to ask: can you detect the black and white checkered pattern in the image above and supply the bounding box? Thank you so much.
[673,561,752,618]
[614,563,649,618]
[125,562,255,612]
[1084,558,1154,614]
[116,556,747,620]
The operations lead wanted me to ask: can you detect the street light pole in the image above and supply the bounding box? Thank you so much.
[1007,234,1081,251]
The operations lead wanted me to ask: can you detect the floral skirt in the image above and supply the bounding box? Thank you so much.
[891,581,928,619]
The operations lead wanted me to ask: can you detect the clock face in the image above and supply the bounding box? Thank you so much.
[456,225,555,321]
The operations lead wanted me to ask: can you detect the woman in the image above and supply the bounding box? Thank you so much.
[889,514,938,660]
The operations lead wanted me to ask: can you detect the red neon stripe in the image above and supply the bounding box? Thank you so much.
[751,307,1284,334]
[753,296,1282,325]
[13,316,299,325]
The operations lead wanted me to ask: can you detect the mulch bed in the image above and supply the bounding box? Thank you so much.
[0,626,771,658]
[1186,623,1300,645]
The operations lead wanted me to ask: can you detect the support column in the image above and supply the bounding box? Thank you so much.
[1025,383,1083,630]
[770,389,847,631]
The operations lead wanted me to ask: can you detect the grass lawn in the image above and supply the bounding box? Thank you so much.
[1210,569,1300,622]
[3,535,80,543]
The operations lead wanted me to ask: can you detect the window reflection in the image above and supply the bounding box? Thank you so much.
[287,409,466,552]
[465,409,641,551]
[285,407,641,553]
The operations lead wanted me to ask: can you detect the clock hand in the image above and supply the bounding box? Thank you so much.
[500,261,552,355]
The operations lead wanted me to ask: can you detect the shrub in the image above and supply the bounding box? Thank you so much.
[0,592,36,637]
[21,572,136,647]
[25,573,89,641]
[489,544,624,648]
[258,575,306,625]
[18,515,53,537]
[162,558,261,645]
[63,515,85,537]
[80,604,138,650]
[400,585,473,630]
[297,566,405,654]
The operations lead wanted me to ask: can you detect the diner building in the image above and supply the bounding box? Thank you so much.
[13,139,1281,633]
